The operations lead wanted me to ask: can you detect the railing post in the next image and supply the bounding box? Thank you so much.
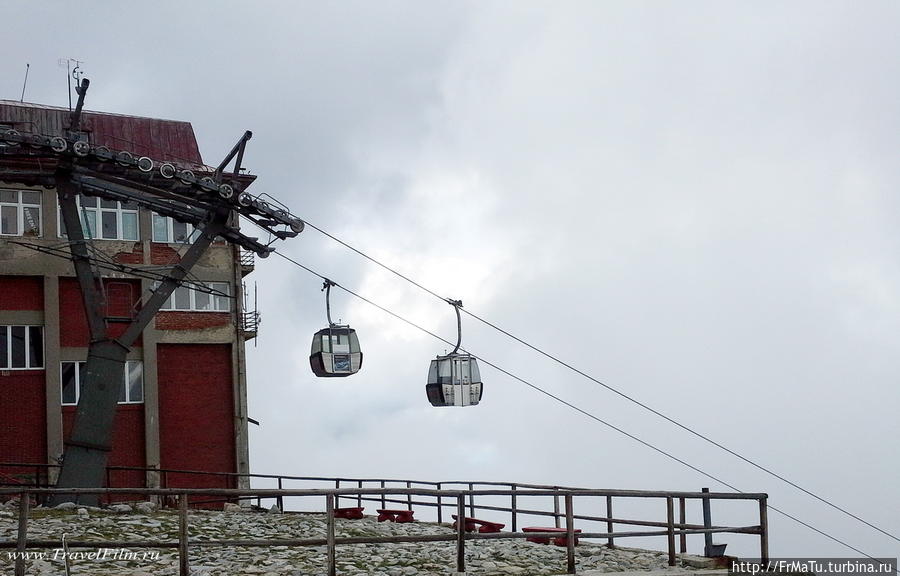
[357,480,363,509]
[437,482,443,524]
[178,493,189,576]
[554,492,561,528]
[701,487,713,557]
[759,496,769,565]
[335,479,340,508]
[456,494,466,574]
[15,491,29,576]
[407,481,413,511]
[277,477,284,512]
[666,496,676,567]
[606,495,614,548]
[326,493,336,576]
[468,482,475,517]
[565,493,576,574]
[380,480,386,509]
[679,496,687,553]
[511,484,517,533]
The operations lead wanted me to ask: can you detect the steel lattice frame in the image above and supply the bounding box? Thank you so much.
[0,80,302,503]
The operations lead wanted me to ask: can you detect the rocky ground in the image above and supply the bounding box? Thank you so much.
[0,500,710,576]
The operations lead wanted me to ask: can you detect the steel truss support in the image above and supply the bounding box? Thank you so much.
[50,177,231,506]
[0,79,295,504]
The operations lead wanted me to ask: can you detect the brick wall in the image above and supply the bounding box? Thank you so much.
[113,243,144,265]
[155,312,231,331]
[157,344,236,494]
[0,276,46,473]
[0,276,43,310]
[0,371,46,465]
[150,244,181,266]
[59,278,143,347]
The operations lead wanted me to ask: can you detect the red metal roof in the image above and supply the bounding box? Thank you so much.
[0,100,205,168]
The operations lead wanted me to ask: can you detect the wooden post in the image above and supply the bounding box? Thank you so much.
[407,481,413,511]
[606,495,614,548]
[701,487,713,557]
[565,493,576,574]
[357,480,363,509]
[335,479,340,508]
[679,497,687,553]
[759,496,769,565]
[380,480,386,509]
[326,494,336,576]
[15,492,29,576]
[178,494,189,576]
[511,484,517,533]
[437,483,443,524]
[666,497,676,567]
[468,482,475,518]
[277,477,284,512]
[554,493,561,528]
[456,495,466,573]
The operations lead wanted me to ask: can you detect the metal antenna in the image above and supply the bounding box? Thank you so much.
[20,63,29,102]
[58,58,83,111]
[447,298,463,354]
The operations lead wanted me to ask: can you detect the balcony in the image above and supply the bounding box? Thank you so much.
[240,250,255,276]
[239,310,260,340]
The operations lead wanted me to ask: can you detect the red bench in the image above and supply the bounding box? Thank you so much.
[451,514,505,533]
[334,507,365,520]
[522,526,581,546]
[376,509,415,523]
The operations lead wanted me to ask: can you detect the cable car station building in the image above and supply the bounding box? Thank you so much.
[0,100,255,491]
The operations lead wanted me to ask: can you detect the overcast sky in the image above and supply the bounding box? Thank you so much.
[4,0,899,561]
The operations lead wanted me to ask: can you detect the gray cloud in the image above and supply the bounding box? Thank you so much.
[3,0,898,560]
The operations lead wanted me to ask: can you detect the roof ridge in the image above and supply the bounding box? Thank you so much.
[0,99,191,125]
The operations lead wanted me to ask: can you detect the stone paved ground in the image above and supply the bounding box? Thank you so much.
[0,500,706,576]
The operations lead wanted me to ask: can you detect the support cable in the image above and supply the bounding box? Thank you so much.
[272,249,891,566]
[298,219,900,545]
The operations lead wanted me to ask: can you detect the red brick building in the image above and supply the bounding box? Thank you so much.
[0,101,255,491]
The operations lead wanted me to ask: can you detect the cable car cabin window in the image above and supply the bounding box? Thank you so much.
[322,333,350,354]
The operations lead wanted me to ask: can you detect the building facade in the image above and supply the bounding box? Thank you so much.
[0,100,255,491]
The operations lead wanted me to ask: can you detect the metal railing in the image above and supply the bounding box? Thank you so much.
[239,249,255,273]
[1,482,768,576]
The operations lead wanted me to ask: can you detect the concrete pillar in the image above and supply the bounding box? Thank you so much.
[43,275,62,480]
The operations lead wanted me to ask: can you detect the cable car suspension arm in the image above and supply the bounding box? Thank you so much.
[447,298,463,355]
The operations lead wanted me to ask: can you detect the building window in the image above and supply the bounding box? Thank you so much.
[160,282,231,312]
[60,360,144,405]
[152,213,200,244]
[0,189,42,237]
[0,325,44,369]
[59,194,139,241]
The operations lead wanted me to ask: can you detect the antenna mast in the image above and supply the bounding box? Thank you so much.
[20,64,29,102]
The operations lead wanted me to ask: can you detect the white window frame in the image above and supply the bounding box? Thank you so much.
[160,281,231,312]
[58,194,139,241]
[60,360,144,406]
[151,213,200,244]
[0,188,42,238]
[0,325,44,370]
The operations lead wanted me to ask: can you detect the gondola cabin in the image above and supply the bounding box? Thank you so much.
[426,353,482,407]
[310,326,362,377]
